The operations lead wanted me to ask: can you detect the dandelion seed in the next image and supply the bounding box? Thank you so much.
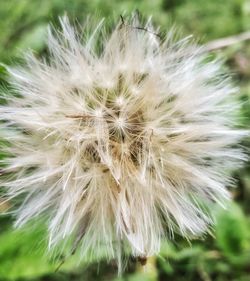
[0,14,246,272]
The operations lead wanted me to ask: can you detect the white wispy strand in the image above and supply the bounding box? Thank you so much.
[0,15,246,270]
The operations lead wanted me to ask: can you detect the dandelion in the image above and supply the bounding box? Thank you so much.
[0,15,246,270]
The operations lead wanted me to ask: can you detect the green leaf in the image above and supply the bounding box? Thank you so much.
[215,202,249,262]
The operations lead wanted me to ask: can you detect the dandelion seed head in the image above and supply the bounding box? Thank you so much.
[0,14,246,271]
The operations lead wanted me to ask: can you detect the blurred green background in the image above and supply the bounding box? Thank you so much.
[0,0,250,280]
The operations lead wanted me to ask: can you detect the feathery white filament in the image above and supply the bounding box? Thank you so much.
[0,15,246,270]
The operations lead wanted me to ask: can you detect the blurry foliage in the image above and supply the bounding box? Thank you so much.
[0,225,53,279]
[0,0,250,280]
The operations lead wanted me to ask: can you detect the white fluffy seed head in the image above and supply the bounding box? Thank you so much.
[0,15,246,271]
